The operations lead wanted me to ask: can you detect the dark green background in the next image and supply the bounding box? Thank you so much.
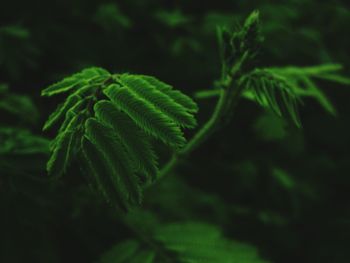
[1,0,349,262]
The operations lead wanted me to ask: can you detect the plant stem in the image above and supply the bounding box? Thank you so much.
[157,77,245,180]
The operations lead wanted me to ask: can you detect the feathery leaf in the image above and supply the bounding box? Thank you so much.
[104,84,186,150]
[94,100,158,182]
[85,118,142,206]
[118,74,197,128]
[240,68,302,127]
[43,94,81,131]
[81,137,128,210]
[47,113,84,177]
[41,67,110,96]
[139,75,198,113]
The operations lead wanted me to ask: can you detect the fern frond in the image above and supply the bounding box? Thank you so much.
[81,137,128,210]
[104,84,186,149]
[41,67,110,97]
[42,67,198,207]
[240,68,302,127]
[49,100,88,151]
[94,100,158,182]
[85,117,142,206]
[139,75,199,113]
[265,64,350,115]
[43,94,81,131]
[196,63,350,120]
[47,131,74,176]
[47,113,84,177]
[118,74,197,128]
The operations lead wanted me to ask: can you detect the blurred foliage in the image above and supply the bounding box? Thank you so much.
[0,83,39,125]
[98,220,269,263]
[1,0,350,263]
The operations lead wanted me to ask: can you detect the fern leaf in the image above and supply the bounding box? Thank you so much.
[286,63,343,75]
[41,67,110,97]
[94,100,158,182]
[43,94,81,131]
[85,118,142,206]
[241,69,302,127]
[118,74,196,128]
[49,97,88,150]
[104,84,186,149]
[46,131,72,176]
[265,64,350,115]
[298,76,336,115]
[81,137,128,210]
[46,113,82,177]
[317,73,350,85]
[139,75,198,113]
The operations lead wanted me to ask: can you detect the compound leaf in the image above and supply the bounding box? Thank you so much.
[240,68,302,127]
[85,117,142,206]
[41,67,110,96]
[104,84,186,150]
[94,100,158,182]
[118,74,196,128]
[139,75,198,113]
[81,137,128,210]
[43,94,81,131]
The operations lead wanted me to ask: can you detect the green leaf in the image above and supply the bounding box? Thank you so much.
[85,118,142,206]
[46,113,84,177]
[41,67,110,97]
[265,64,350,115]
[81,137,128,210]
[118,74,197,128]
[94,100,158,182]
[240,68,302,127]
[104,84,186,150]
[271,167,296,191]
[43,94,81,131]
[41,67,199,207]
[139,75,198,113]
[47,131,75,177]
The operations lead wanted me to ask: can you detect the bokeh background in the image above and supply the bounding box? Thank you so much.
[1,0,350,262]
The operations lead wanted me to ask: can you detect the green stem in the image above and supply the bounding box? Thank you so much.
[157,79,245,180]
[156,52,250,180]
[182,88,227,154]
